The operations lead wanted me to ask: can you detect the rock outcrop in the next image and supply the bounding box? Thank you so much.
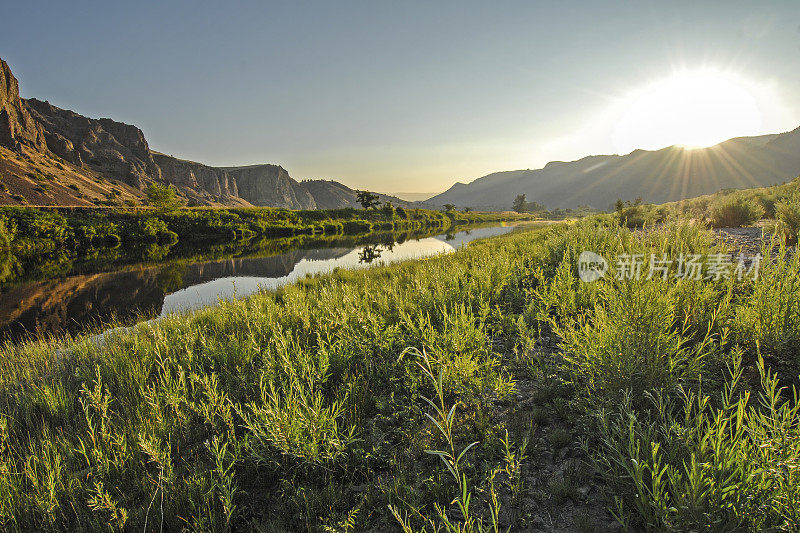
[0,59,47,152]
[303,179,360,209]
[0,57,420,209]
[223,164,316,209]
[151,153,239,200]
[24,98,161,188]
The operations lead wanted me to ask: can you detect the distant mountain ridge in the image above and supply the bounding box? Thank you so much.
[0,58,415,209]
[430,128,800,210]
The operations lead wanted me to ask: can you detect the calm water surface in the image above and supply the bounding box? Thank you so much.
[1,224,516,341]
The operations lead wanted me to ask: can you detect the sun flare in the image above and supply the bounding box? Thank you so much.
[613,70,765,154]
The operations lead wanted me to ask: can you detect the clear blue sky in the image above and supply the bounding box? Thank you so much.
[2,1,799,194]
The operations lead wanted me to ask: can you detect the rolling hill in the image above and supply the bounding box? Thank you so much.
[429,128,800,211]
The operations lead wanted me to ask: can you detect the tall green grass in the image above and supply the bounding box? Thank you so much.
[0,216,798,530]
[594,352,800,531]
[0,222,542,530]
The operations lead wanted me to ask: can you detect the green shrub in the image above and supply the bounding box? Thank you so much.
[145,183,184,211]
[755,192,778,218]
[138,217,178,243]
[733,244,800,360]
[556,279,713,405]
[322,221,343,234]
[76,222,121,245]
[618,204,656,228]
[775,198,800,245]
[710,194,763,227]
[342,219,371,234]
[594,354,800,531]
[0,218,11,248]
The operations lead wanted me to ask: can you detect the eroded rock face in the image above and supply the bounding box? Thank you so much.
[24,98,161,188]
[151,153,239,199]
[224,165,317,209]
[0,59,47,152]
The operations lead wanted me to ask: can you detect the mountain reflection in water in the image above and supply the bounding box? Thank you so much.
[0,225,515,341]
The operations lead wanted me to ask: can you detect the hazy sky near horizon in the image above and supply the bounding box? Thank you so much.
[2,1,799,194]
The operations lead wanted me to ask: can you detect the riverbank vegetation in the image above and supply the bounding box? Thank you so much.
[0,224,514,343]
[0,206,529,285]
[511,193,602,220]
[1,213,799,531]
[0,221,508,288]
[612,175,800,235]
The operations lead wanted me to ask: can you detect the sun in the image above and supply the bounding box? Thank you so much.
[612,70,764,154]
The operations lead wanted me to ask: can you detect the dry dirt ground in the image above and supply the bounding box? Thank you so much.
[716,226,771,257]
[487,335,622,532]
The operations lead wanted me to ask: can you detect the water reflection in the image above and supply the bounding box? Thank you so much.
[0,224,517,341]
[358,245,382,264]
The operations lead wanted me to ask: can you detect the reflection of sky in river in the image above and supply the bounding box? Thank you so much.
[162,225,514,315]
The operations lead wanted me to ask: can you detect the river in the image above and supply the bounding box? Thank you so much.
[0,224,517,341]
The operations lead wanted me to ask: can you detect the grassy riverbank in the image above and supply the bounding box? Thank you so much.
[0,206,528,285]
[0,221,509,287]
[1,217,799,531]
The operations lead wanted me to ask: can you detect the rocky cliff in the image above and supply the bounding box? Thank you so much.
[0,59,47,152]
[0,57,418,209]
[303,179,361,209]
[223,164,317,209]
[25,98,162,188]
[150,153,245,204]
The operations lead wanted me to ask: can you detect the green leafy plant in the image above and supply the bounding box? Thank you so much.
[710,193,764,227]
[391,347,502,533]
[775,197,800,245]
[594,351,800,531]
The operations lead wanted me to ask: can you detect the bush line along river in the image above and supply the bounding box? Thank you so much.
[0,221,521,341]
[0,206,531,340]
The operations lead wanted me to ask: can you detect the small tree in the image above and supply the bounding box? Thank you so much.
[443,204,456,212]
[513,194,528,213]
[146,183,183,211]
[463,206,472,213]
[356,190,381,210]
